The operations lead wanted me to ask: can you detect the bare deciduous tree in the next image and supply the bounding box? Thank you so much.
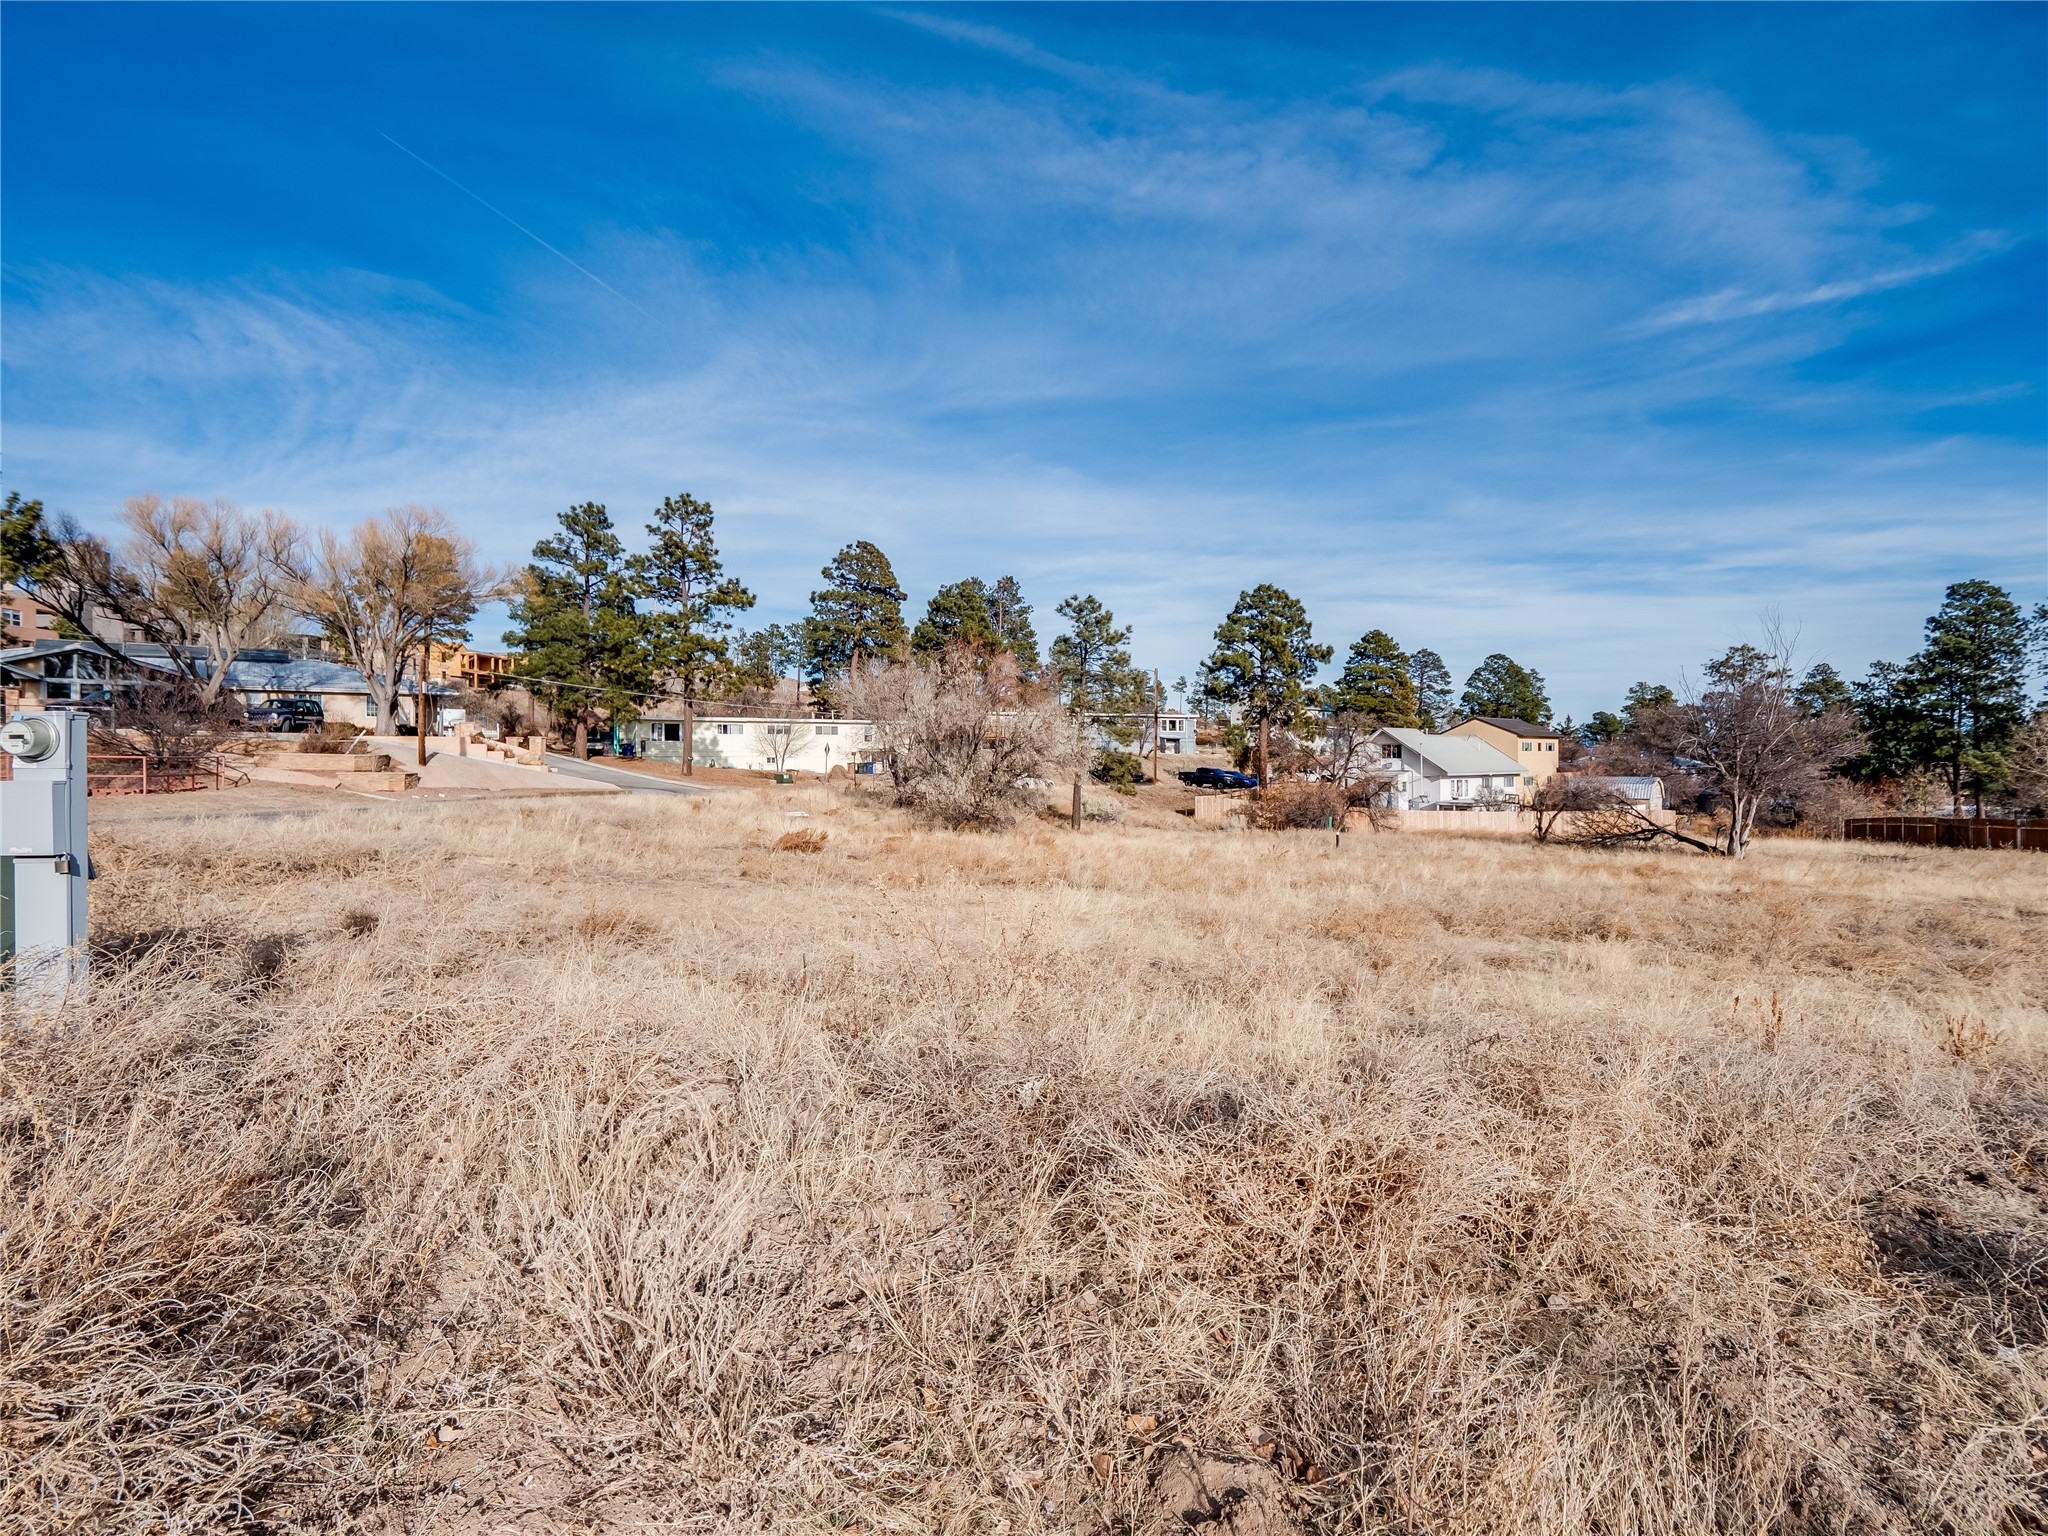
[1665,626,1863,857]
[37,496,300,702]
[293,506,495,734]
[1530,774,1720,852]
[760,720,816,774]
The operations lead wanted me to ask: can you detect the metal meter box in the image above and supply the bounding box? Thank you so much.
[1,710,91,1004]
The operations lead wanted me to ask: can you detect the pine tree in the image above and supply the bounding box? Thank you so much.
[1049,594,1135,711]
[984,575,1040,671]
[1201,585,1331,787]
[1622,681,1676,733]
[803,541,907,701]
[910,579,998,656]
[506,502,644,758]
[1910,580,2031,813]
[1460,653,1551,724]
[1792,663,1853,718]
[1408,648,1453,731]
[1331,629,1420,726]
[632,493,754,775]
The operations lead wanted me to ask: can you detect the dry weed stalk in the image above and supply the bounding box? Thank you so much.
[3,796,2043,1534]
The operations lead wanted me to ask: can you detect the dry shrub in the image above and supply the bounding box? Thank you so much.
[774,828,827,854]
[1244,778,1389,832]
[571,906,660,942]
[843,649,1080,828]
[5,798,2044,1534]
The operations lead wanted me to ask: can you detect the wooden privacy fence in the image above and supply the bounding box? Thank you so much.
[1844,816,2046,851]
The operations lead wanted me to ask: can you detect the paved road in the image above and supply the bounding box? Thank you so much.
[545,754,720,795]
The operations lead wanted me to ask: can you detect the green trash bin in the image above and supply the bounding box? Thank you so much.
[774,773,795,785]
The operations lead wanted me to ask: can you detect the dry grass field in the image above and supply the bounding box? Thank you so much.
[4,788,2045,1535]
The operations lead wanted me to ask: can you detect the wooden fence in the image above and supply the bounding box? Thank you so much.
[86,754,233,796]
[1844,816,2046,851]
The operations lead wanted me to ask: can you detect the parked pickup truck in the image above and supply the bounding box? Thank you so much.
[1178,766,1259,790]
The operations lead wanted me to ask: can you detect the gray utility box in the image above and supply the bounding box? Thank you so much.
[1,711,91,1003]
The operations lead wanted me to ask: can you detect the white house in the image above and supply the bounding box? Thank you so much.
[1368,728,1526,811]
[619,715,879,774]
[1089,710,1198,756]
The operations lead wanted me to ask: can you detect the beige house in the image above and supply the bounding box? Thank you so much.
[1444,715,1562,794]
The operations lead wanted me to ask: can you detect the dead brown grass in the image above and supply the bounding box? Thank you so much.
[4,795,2045,1534]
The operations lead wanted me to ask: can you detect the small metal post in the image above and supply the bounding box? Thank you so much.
[1071,774,1083,831]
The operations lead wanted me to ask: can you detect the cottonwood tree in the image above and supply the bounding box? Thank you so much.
[1407,648,1453,730]
[125,496,302,701]
[505,502,645,758]
[24,495,300,702]
[804,541,907,701]
[1202,585,1331,790]
[1460,652,1550,724]
[296,505,491,734]
[1331,628,1421,726]
[633,493,754,775]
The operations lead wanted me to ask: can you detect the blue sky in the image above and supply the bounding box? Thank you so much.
[4,3,2043,717]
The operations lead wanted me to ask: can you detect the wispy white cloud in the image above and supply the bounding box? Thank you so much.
[5,27,2038,717]
[1642,232,2016,330]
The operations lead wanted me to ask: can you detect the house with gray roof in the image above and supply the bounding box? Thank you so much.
[1368,727,1527,811]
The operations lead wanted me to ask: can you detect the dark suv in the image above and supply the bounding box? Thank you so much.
[1178,766,1259,790]
[245,696,325,732]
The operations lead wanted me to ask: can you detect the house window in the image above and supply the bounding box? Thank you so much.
[1524,775,1535,786]
[717,722,746,735]
[660,722,681,742]
[816,724,839,735]
[1522,741,1532,751]
[1,608,20,628]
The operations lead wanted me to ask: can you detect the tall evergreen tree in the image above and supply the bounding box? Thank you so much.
[1407,648,1453,731]
[984,575,1040,671]
[1201,585,1331,788]
[1049,593,1135,711]
[911,579,998,656]
[1331,629,1420,726]
[1910,580,2031,812]
[803,540,907,700]
[506,502,644,758]
[1460,653,1551,724]
[1792,663,1853,718]
[1622,681,1676,734]
[632,493,754,775]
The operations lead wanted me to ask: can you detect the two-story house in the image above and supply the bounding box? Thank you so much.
[1443,715,1562,796]
[1368,728,1526,811]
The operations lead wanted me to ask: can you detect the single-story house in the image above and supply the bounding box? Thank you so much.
[0,640,459,727]
[1443,715,1562,789]
[1368,727,1527,811]
[619,715,879,774]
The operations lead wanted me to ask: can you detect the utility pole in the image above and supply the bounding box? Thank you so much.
[1151,668,1161,789]
[682,684,695,776]
[417,639,431,767]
